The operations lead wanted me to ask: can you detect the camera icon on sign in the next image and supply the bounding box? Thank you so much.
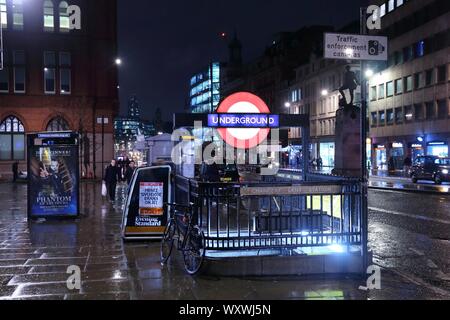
[368,40,385,56]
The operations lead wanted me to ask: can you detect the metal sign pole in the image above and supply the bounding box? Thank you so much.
[0,9,3,71]
[360,7,369,272]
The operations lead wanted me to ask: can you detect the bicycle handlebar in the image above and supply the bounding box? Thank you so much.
[165,202,195,214]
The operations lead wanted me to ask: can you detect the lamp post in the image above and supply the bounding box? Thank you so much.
[93,58,121,179]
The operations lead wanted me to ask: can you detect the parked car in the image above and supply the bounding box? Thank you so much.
[410,156,450,184]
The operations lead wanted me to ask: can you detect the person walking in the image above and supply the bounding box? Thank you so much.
[103,159,120,202]
[124,160,137,185]
[12,161,19,182]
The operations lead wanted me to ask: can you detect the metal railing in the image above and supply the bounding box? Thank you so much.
[175,175,363,254]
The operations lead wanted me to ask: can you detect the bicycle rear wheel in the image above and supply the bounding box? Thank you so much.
[160,219,176,265]
[183,227,206,275]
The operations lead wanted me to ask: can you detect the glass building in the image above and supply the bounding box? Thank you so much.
[189,62,221,114]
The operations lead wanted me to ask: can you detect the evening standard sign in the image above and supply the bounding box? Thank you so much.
[324,33,388,61]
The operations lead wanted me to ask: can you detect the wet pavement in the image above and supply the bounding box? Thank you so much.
[369,175,450,194]
[0,182,449,300]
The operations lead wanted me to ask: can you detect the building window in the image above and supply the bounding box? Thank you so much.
[291,89,299,102]
[59,1,70,32]
[386,81,394,97]
[380,4,386,17]
[388,0,394,12]
[403,46,413,62]
[0,0,7,28]
[395,107,403,124]
[416,41,425,58]
[426,102,436,120]
[371,112,377,127]
[59,52,71,94]
[378,83,385,99]
[404,75,413,92]
[13,51,25,93]
[394,51,403,65]
[46,117,69,132]
[437,99,448,119]
[397,0,404,7]
[415,104,424,121]
[370,86,377,101]
[379,111,385,126]
[44,51,56,94]
[43,0,54,32]
[0,116,25,161]
[414,73,422,90]
[404,105,413,122]
[437,65,447,83]
[0,51,8,92]
[425,69,434,86]
[387,109,394,125]
[12,0,24,30]
[395,79,403,95]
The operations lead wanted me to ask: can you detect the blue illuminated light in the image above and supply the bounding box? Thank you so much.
[208,114,279,128]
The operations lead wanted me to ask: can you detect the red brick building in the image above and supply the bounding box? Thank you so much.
[0,0,119,179]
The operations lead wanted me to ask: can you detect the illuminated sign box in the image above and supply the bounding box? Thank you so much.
[208,114,280,128]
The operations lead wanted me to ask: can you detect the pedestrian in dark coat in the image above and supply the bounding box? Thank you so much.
[12,161,19,182]
[103,160,120,201]
[124,160,137,185]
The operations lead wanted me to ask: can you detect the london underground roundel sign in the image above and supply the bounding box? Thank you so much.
[215,92,271,149]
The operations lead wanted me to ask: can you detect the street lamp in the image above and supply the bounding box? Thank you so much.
[365,69,374,78]
[321,90,329,96]
[115,58,122,65]
[345,48,354,57]
[284,102,291,108]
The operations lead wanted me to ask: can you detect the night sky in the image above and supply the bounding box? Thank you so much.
[117,0,368,122]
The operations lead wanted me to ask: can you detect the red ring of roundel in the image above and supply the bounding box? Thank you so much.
[216,92,271,149]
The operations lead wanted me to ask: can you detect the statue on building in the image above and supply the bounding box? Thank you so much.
[339,66,360,107]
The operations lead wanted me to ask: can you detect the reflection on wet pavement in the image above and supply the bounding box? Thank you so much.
[0,182,447,300]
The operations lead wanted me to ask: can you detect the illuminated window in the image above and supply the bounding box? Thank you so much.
[397,0,404,7]
[416,41,425,58]
[379,111,385,126]
[0,116,25,161]
[395,79,403,95]
[405,75,413,92]
[59,52,71,94]
[386,81,394,97]
[46,117,69,132]
[43,0,54,32]
[44,51,56,94]
[59,1,69,32]
[0,0,7,28]
[370,86,377,101]
[388,0,394,12]
[378,83,385,99]
[395,108,403,124]
[12,0,24,30]
[380,4,386,17]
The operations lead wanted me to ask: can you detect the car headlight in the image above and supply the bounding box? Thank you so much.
[442,169,449,175]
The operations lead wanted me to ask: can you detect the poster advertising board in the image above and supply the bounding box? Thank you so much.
[27,133,80,219]
[122,166,172,240]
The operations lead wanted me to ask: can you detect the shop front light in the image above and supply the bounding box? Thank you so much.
[328,244,346,253]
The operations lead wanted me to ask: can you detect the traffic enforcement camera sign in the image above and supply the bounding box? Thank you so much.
[324,33,388,61]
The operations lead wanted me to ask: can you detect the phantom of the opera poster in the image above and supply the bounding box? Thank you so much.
[29,146,79,217]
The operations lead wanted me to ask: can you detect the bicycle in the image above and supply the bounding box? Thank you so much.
[160,203,206,275]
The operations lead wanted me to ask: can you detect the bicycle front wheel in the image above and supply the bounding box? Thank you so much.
[160,219,176,265]
[183,227,206,275]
